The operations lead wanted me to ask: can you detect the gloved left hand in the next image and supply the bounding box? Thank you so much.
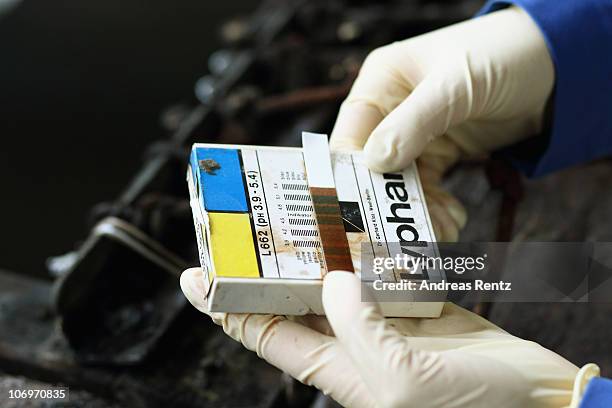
[181,268,597,408]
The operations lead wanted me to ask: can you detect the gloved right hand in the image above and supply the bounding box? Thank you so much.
[331,5,555,242]
[181,268,598,408]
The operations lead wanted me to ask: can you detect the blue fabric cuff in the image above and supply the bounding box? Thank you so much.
[579,377,612,408]
[477,0,612,177]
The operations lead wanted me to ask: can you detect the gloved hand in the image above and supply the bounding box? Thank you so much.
[330,6,555,242]
[181,268,598,408]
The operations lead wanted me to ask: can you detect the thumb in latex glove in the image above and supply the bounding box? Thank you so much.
[181,268,595,408]
[330,6,555,242]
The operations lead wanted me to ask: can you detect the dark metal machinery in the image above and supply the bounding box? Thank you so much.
[1,1,611,406]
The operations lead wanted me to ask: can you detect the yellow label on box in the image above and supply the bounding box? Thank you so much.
[209,212,259,278]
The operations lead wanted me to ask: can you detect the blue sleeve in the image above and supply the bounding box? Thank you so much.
[579,377,612,408]
[478,0,612,177]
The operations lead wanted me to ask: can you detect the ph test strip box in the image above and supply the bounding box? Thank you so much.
[187,133,445,317]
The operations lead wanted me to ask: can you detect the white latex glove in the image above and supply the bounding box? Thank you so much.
[181,268,597,408]
[330,6,555,242]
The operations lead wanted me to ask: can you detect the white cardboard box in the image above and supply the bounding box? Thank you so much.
[187,140,445,317]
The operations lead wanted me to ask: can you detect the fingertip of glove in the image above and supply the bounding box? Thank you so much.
[322,271,387,348]
[180,268,208,313]
[322,271,362,312]
[363,135,411,173]
[323,270,359,286]
[363,141,390,171]
[329,135,364,152]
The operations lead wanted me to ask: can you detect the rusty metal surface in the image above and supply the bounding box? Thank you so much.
[0,271,285,407]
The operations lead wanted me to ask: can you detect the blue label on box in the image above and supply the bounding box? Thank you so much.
[192,147,248,212]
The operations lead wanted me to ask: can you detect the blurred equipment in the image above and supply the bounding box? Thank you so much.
[0,0,21,17]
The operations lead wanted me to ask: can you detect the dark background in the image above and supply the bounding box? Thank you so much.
[0,0,258,277]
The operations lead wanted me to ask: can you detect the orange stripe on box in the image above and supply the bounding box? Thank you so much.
[311,187,354,273]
